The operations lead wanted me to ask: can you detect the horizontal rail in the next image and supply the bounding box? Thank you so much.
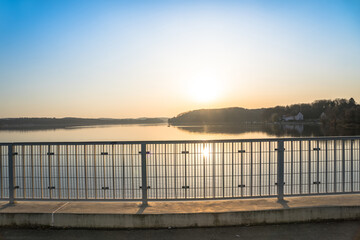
[0,136,359,204]
[1,135,360,146]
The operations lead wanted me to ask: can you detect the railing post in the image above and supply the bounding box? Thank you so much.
[8,144,15,204]
[141,143,148,206]
[276,140,285,201]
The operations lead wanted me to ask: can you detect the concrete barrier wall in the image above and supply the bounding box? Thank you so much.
[0,206,359,229]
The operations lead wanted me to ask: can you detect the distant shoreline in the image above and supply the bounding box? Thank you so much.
[0,117,168,130]
[168,121,321,126]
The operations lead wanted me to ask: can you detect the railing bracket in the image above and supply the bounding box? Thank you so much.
[275,182,285,185]
[275,148,285,151]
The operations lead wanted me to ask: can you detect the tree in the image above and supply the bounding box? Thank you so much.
[271,113,280,122]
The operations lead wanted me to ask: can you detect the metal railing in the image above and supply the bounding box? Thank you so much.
[0,136,359,204]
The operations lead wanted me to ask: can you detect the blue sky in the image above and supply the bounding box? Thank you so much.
[1,0,359,117]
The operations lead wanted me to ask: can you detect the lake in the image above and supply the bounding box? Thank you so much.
[0,123,359,201]
[0,123,359,142]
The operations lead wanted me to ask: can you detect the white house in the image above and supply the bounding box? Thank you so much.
[294,112,304,121]
[282,112,303,121]
[282,115,294,121]
[320,112,327,120]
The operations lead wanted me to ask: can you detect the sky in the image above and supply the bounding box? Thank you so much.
[0,0,359,118]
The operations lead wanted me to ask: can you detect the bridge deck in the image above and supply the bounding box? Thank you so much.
[0,194,359,228]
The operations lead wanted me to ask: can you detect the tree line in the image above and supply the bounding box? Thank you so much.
[169,98,360,127]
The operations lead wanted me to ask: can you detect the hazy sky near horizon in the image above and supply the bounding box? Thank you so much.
[1,0,360,118]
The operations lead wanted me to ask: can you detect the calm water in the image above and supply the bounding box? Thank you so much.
[0,123,359,142]
[1,138,359,200]
[0,124,359,200]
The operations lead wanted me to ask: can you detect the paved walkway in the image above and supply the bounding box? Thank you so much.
[1,194,360,214]
[0,194,359,229]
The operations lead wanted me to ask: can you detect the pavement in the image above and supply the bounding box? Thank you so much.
[1,194,360,215]
[0,194,359,229]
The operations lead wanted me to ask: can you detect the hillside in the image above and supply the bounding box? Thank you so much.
[169,98,360,127]
[168,108,264,125]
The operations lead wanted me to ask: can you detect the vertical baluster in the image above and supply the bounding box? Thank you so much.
[203,143,206,198]
[22,145,25,198]
[121,145,125,199]
[165,144,168,199]
[325,140,328,193]
[222,142,225,198]
[193,143,197,198]
[0,146,3,199]
[155,144,158,199]
[184,143,187,199]
[48,145,52,199]
[212,142,216,199]
[131,145,134,199]
[57,145,61,199]
[342,140,345,192]
[231,142,234,197]
[40,146,43,199]
[299,141,302,195]
[259,142,262,196]
[250,142,253,197]
[307,141,311,194]
[8,144,15,204]
[84,145,88,199]
[268,141,271,195]
[277,140,284,201]
[290,141,293,195]
[174,144,177,199]
[334,140,337,193]
[102,145,106,199]
[93,145,97,199]
[93,145,98,199]
[141,143,148,205]
[112,144,115,199]
[317,140,320,193]
[351,140,354,192]
[66,145,69,199]
[240,142,244,197]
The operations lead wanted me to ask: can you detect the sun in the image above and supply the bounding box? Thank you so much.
[201,145,210,158]
[188,73,221,103]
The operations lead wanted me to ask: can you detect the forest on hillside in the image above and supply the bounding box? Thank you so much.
[169,98,360,128]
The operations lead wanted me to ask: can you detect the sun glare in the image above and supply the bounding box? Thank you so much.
[188,73,221,103]
[201,145,210,158]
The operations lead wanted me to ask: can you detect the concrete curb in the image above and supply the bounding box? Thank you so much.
[0,205,359,229]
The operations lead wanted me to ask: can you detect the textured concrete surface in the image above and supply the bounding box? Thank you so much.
[0,220,359,240]
[0,194,359,229]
